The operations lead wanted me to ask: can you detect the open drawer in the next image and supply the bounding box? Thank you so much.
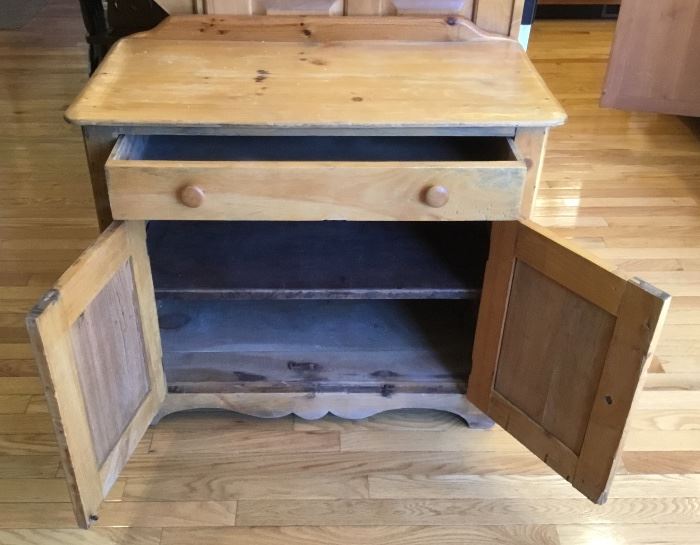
[105,135,527,221]
[27,220,669,527]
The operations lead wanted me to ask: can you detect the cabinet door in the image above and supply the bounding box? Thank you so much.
[601,0,700,116]
[468,220,670,503]
[26,221,164,528]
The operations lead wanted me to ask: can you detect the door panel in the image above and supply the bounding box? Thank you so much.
[468,220,670,503]
[601,0,700,116]
[26,221,164,528]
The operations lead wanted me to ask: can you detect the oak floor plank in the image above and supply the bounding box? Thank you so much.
[622,452,700,475]
[123,475,369,501]
[629,410,700,431]
[148,430,340,455]
[0,504,79,529]
[0,414,53,434]
[556,523,700,545]
[0,456,59,478]
[0,378,43,395]
[367,474,700,500]
[624,431,700,452]
[23,396,48,414]
[93,501,237,528]
[121,451,557,479]
[338,428,528,452]
[0,435,57,455]
[234,498,700,526]
[0,479,71,503]
[0,528,162,545]
[644,373,700,390]
[0,396,31,414]
[161,525,560,545]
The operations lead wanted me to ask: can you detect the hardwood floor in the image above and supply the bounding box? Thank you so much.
[1,3,699,543]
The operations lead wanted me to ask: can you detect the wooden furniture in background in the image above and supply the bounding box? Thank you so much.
[538,0,620,5]
[203,0,345,15]
[157,0,525,37]
[602,0,700,116]
[25,14,670,529]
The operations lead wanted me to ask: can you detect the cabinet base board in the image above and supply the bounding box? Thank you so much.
[154,392,492,428]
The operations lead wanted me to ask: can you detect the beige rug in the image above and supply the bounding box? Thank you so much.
[0,0,48,30]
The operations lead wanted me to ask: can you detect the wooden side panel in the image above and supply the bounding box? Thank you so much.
[26,222,165,528]
[82,126,116,232]
[346,0,474,17]
[468,220,670,503]
[514,126,548,218]
[204,0,344,15]
[601,0,700,116]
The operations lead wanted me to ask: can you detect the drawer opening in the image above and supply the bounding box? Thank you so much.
[149,221,490,396]
[115,135,518,162]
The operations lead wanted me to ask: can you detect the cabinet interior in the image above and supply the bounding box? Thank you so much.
[147,221,491,395]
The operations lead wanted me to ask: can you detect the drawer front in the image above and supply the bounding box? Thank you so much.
[106,135,526,221]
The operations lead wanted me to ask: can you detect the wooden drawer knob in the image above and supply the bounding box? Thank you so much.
[424,185,449,208]
[179,185,205,208]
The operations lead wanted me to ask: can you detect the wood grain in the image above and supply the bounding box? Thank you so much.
[147,13,517,42]
[70,260,150,465]
[495,261,615,453]
[234,497,700,526]
[124,474,368,501]
[66,33,565,129]
[0,528,161,545]
[161,525,559,545]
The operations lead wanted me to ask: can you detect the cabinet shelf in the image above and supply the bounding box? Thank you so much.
[148,221,490,300]
[159,299,475,395]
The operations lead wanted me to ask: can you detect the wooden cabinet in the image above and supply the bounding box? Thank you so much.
[29,15,669,528]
